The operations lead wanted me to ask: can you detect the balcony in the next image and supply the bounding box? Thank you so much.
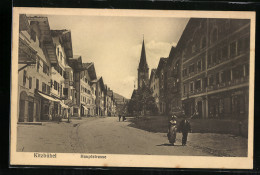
[207,76,249,92]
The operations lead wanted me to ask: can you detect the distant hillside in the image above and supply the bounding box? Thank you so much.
[113,92,129,104]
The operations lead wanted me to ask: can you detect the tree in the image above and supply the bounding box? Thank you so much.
[128,85,158,116]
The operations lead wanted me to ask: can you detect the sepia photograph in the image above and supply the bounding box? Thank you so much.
[10,8,255,169]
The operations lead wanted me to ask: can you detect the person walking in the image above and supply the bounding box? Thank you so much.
[167,115,178,146]
[118,115,121,122]
[179,119,192,146]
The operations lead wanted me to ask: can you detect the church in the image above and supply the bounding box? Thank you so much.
[128,38,158,116]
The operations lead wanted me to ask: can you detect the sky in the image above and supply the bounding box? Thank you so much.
[47,15,189,99]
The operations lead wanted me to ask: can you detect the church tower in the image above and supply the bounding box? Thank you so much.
[138,37,149,89]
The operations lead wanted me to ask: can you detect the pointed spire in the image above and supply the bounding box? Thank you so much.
[138,36,148,71]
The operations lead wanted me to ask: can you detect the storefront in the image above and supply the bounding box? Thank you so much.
[208,87,248,118]
[18,90,41,122]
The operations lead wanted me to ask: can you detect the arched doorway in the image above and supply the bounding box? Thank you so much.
[19,91,28,122]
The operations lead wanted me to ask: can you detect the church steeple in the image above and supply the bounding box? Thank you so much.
[138,37,149,89]
[138,37,149,71]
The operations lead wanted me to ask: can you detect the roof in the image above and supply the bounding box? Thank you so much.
[51,30,73,60]
[68,55,83,70]
[156,57,168,73]
[138,39,149,71]
[27,16,58,64]
[92,77,105,90]
[82,63,92,69]
[107,90,113,97]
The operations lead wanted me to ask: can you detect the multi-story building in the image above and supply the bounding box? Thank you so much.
[80,63,97,116]
[64,66,75,117]
[180,18,250,119]
[166,46,183,115]
[68,55,83,117]
[149,69,160,110]
[92,77,105,116]
[49,29,73,119]
[106,88,114,116]
[18,15,58,122]
[156,57,168,115]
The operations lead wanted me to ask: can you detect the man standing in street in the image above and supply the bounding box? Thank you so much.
[179,119,192,146]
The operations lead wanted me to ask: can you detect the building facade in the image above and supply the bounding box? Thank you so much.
[149,69,160,111]
[180,18,250,119]
[80,63,97,116]
[156,58,168,115]
[92,77,105,116]
[166,46,183,116]
[18,15,58,122]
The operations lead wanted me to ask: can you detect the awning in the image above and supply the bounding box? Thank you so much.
[60,101,69,108]
[38,92,60,102]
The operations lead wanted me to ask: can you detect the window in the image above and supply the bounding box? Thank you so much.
[219,72,224,83]
[47,85,50,94]
[195,79,201,90]
[197,60,202,71]
[58,83,60,92]
[23,70,27,86]
[225,70,231,82]
[233,66,243,80]
[203,77,208,88]
[189,64,194,73]
[36,79,39,90]
[183,68,187,77]
[42,82,46,93]
[208,76,214,86]
[36,59,40,72]
[208,54,211,66]
[29,77,32,89]
[238,36,250,53]
[190,82,194,92]
[54,81,58,90]
[43,63,49,74]
[216,73,219,84]
[201,36,206,49]
[60,52,62,61]
[230,41,237,57]
[60,84,63,95]
[221,46,228,60]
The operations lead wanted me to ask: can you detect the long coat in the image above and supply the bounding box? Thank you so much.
[178,119,191,133]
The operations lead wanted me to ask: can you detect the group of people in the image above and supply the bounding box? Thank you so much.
[118,115,126,122]
[168,115,192,146]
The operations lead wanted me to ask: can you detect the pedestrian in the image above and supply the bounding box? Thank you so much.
[167,115,178,146]
[178,118,191,146]
[118,115,121,122]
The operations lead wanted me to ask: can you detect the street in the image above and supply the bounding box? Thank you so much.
[17,117,248,157]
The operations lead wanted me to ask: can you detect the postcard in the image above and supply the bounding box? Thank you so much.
[10,7,255,169]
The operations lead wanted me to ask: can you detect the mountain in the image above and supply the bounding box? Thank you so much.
[113,92,129,104]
